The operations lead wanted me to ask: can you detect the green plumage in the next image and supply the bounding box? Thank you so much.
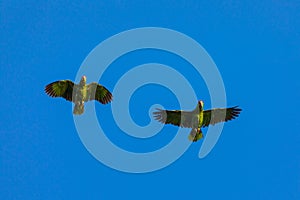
[153,101,242,142]
[45,76,112,115]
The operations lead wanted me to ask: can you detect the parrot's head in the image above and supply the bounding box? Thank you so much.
[80,75,87,85]
[198,100,204,111]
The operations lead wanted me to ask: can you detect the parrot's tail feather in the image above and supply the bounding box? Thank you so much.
[188,128,204,142]
[73,103,84,115]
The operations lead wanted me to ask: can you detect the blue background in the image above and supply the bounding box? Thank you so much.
[1,1,299,199]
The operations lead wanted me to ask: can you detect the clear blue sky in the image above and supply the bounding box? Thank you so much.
[1,1,299,199]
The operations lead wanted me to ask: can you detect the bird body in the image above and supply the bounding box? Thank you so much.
[72,77,88,114]
[153,101,241,142]
[45,76,112,115]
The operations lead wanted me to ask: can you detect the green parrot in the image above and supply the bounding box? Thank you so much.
[45,76,112,115]
[153,100,242,142]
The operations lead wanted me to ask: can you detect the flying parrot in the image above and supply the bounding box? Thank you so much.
[153,101,242,142]
[45,76,112,115]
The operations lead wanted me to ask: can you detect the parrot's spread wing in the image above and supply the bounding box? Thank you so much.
[45,80,74,101]
[153,109,195,128]
[202,106,241,127]
[86,83,112,104]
